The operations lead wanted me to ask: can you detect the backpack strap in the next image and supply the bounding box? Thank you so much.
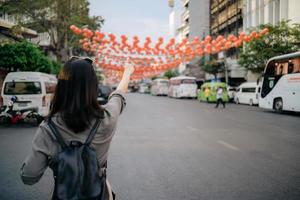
[85,118,102,146]
[48,118,68,149]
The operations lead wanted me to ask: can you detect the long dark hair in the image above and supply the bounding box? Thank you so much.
[49,57,103,133]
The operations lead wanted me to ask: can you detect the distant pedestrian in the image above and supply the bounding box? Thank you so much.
[20,57,134,200]
[215,87,225,108]
[204,87,210,102]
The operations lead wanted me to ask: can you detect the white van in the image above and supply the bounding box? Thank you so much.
[1,72,57,117]
[235,82,260,106]
[151,78,169,96]
[138,83,150,93]
[168,76,197,98]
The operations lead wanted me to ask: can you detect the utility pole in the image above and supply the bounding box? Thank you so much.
[224,58,229,84]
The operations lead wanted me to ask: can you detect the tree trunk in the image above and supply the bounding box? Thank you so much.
[214,74,217,81]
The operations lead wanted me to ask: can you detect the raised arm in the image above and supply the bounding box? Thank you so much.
[116,65,135,93]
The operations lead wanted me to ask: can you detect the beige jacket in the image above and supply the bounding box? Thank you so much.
[20,90,126,199]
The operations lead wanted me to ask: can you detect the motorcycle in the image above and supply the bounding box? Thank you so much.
[0,96,43,126]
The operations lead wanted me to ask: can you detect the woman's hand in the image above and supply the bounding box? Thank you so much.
[123,65,135,76]
[116,65,135,93]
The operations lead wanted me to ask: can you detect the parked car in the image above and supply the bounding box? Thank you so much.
[97,85,112,105]
[235,82,260,106]
[128,83,139,92]
[1,72,57,117]
[198,82,229,103]
[168,76,197,98]
[151,78,169,96]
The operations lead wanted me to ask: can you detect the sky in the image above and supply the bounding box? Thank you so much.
[88,0,180,41]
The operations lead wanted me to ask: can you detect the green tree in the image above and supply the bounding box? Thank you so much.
[239,20,300,73]
[163,69,180,79]
[0,0,103,62]
[0,41,60,73]
[202,60,224,80]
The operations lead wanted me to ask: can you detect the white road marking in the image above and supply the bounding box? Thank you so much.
[186,126,199,132]
[167,117,174,121]
[218,140,239,151]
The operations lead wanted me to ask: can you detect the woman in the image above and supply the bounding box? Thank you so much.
[20,57,134,199]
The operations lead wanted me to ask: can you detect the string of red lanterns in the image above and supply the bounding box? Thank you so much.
[70,25,269,82]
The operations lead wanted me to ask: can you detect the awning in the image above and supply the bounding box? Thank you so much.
[0,19,37,38]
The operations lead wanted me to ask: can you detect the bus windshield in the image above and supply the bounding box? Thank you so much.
[158,80,169,86]
[4,82,42,95]
[181,79,196,84]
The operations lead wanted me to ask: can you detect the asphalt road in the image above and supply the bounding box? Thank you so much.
[0,93,299,200]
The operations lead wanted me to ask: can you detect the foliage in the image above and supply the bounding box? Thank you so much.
[0,41,61,74]
[202,60,224,80]
[163,70,180,79]
[51,60,63,74]
[0,0,104,61]
[239,20,300,73]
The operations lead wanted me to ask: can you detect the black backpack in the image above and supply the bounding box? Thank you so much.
[47,118,107,200]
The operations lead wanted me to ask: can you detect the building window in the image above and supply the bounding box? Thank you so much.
[259,0,264,24]
[268,0,274,24]
[185,33,189,39]
[248,0,252,27]
[274,0,280,24]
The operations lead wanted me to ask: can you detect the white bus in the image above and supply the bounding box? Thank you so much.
[235,82,260,106]
[1,72,57,117]
[151,78,169,96]
[168,76,197,98]
[259,52,300,112]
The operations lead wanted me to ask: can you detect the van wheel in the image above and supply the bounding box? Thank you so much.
[25,113,41,126]
[274,98,283,113]
[249,99,253,106]
[236,98,239,104]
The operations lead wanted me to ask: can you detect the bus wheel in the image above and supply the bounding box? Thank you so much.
[249,99,253,106]
[274,98,283,113]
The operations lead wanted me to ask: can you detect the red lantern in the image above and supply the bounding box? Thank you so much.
[261,28,269,35]
[216,35,224,42]
[205,35,212,43]
[224,41,232,49]
[70,25,76,31]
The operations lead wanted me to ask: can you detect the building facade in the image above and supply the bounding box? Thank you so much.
[209,0,246,86]
[180,0,210,40]
[0,11,37,41]
[210,0,243,38]
[168,0,180,38]
[176,0,210,79]
[243,0,300,81]
[0,11,38,90]
[244,0,300,31]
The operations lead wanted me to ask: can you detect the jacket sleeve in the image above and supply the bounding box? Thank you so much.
[104,90,126,119]
[20,125,52,185]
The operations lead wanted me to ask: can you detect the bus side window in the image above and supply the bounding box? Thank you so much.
[293,58,300,73]
[288,62,294,74]
[277,64,284,75]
